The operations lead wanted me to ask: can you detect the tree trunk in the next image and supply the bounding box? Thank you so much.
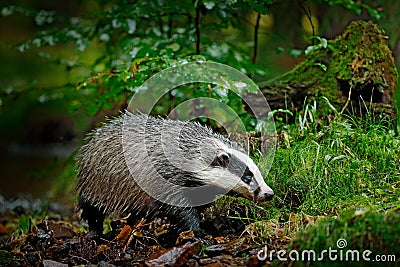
[257,20,398,128]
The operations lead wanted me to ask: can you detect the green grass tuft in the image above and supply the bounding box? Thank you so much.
[262,114,400,218]
[255,109,400,266]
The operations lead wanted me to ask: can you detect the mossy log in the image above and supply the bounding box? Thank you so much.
[257,20,398,128]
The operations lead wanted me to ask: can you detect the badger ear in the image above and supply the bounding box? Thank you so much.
[211,152,230,168]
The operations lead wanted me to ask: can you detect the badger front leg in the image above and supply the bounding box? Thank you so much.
[78,198,105,235]
[170,206,201,234]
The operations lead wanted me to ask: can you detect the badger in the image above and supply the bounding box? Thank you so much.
[76,111,274,234]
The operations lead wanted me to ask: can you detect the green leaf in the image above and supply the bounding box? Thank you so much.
[34,10,55,26]
[290,49,303,58]
[127,18,136,34]
[247,0,271,14]
[305,37,328,56]
[314,63,327,72]
[203,1,216,10]
[86,102,100,115]
[367,8,381,21]
[19,215,31,232]
[1,6,15,16]
[167,43,180,52]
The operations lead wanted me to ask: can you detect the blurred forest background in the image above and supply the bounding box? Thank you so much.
[0,0,399,199]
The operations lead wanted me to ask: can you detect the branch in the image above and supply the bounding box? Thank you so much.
[252,12,261,64]
[168,16,173,38]
[299,2,315,42]
[194,5,201,55]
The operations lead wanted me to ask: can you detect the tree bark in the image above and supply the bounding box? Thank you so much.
[257,21,398,128]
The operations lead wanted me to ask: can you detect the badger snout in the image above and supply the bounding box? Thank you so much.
[263,191,274,201]
[254,186,274,202]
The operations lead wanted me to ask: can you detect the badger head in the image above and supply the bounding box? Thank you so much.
[198,141,274,203]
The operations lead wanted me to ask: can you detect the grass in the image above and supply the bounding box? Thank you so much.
[252,106,400,266]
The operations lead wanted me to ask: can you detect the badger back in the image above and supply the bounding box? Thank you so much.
[75,113,219,212]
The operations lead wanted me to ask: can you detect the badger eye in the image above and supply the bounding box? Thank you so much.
[241,175,252,184]
[241,167,253,184]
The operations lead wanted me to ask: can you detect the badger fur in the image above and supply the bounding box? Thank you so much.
[76,111,274,234]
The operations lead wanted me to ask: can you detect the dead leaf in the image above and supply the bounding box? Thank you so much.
[116,225,131,244]
[176,230,194,245]
[0,222,9,234]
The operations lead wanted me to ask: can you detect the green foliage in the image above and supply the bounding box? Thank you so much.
[18,215,31,232]
[265,103,400,216]
[1,0,271,121]
[1,0,382,125]
[304,36,328,56]
[244,100,400,265]
[290,209,400,266]
[295,208,400,251]
[313,0,383,20]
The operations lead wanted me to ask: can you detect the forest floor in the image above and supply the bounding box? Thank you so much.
[0,197,289,267]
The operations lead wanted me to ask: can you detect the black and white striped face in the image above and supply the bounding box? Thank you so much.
[199,141,274,203]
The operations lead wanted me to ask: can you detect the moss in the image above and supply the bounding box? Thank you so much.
[289,208,400,266]
[328,21,397,94]
[0,250,16,267]
[260,21,397,125]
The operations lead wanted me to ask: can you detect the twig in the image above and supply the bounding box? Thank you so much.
[340,85,352,114]
[299,1,315,42]
[168,16,173,38]
[158,17,164,36]
[194,4,201,55]
[252,12,261,64]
